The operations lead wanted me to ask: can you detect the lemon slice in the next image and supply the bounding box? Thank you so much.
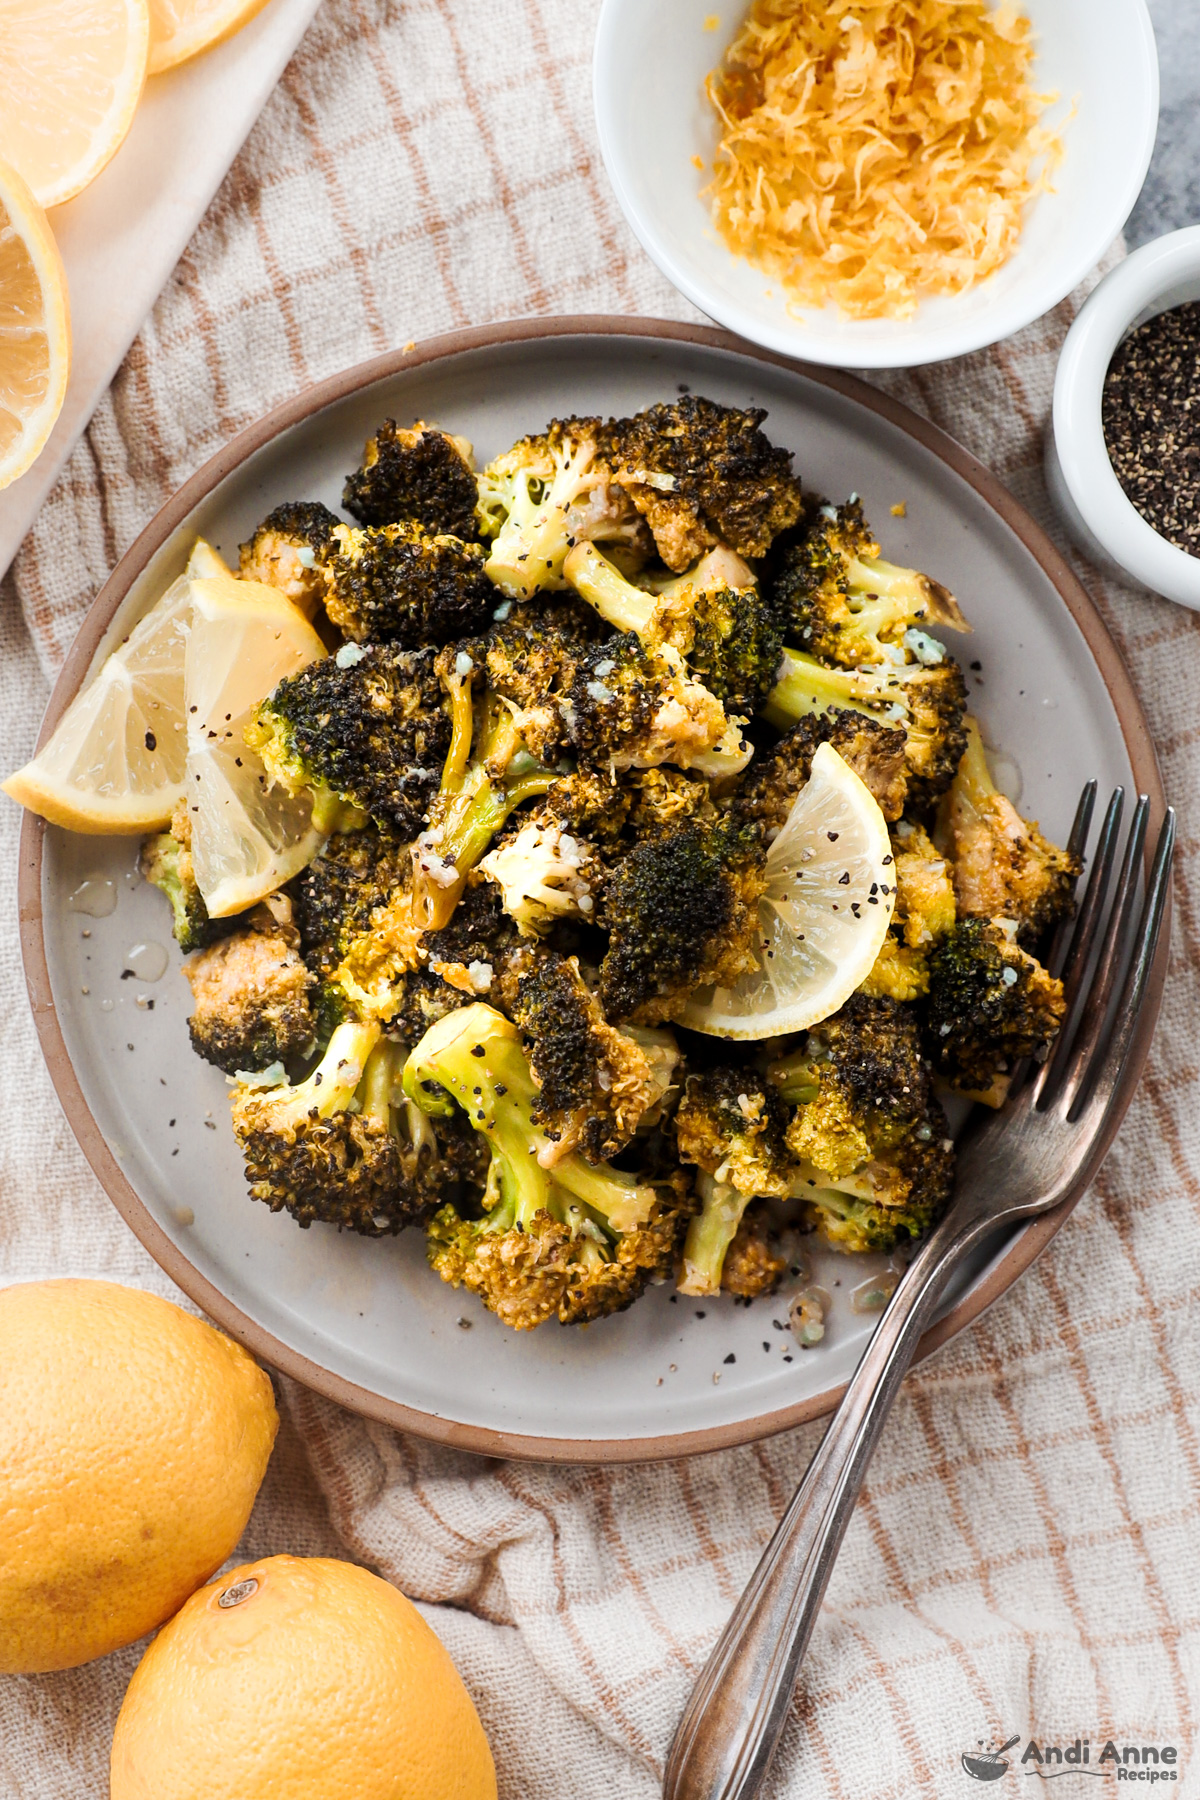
[0,159,70,491]
[0,0,151,210]
[185,574,327,917]
[147,0,271,74]
[681,742,896,1039]
[4,572,191,832]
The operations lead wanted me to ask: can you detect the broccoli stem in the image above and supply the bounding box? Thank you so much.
[678,1173,750,1296]
[404,1004,656,1232]
[563,542,655,637]
[946,715,992,811]
[763,647,902,733]
[241,1019,380,1125]
[414,689,556,930]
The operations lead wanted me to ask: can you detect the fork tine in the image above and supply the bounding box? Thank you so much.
[1068,809,1175,1126]
[1057,787,1124,999]
[1050,794,1150,1115]
[1045,780,1098,981]
[1035,788,1124,1103]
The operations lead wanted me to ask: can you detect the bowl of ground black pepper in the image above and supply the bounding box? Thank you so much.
[1047,226,1200,607]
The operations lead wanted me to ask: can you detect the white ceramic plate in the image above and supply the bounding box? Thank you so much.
[19,320,1164,1461]
[593,0,1159,368]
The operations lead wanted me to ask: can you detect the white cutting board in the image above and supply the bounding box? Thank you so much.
[0,0,324,581]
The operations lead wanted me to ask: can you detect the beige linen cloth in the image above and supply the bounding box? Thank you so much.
[2,3,1199,1794]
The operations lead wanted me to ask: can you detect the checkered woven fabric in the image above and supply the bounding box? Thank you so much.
[2,3,1198,1795]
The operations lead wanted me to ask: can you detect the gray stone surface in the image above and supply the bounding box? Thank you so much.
[1126,0,1200,247]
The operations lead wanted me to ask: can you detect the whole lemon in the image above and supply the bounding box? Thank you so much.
[110,1554,497,1800]
[0,1279,277,1674]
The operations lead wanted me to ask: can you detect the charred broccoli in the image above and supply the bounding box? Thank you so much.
[318,521,496,647]
[239,501,340,617]
[599,818,766,1023]
[343,419,480,540]
[769,497,966,666]
[563,540,782,716]
[231,1022,471,1233]
[409,1004,689,1329]
[734,710,909,833]
[552,633,750,779]
[512,952,680,1163]
[245,643,450,836]
[942,718,1080,944]
[770,994,954,1254]
[926,916,1066,1106]
[674,1068,792,1294]
[600,395,803,570]
[765,647,968,812]
[185,903,316,1073]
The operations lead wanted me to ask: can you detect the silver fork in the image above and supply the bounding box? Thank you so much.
[663,785,1176,1800]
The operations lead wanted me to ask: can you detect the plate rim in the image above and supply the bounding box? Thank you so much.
[16,314,1169,1464]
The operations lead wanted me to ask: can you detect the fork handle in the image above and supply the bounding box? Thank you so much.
[663,1205,995,1800]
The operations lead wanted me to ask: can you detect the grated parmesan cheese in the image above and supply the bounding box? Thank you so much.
[704,0,1063,320]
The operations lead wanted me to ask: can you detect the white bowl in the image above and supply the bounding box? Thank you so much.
[593,0,1159,369]
[1046,227,1200,607]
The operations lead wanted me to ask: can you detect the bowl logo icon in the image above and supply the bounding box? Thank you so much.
[963,1735,1021,1781]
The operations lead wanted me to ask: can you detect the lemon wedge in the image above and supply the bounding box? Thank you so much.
[681,741,896,1038]
[0,0,151,209]
[0,158,70,491]
[3,539,240,832]
[185,574,327,916]
[147,0,271,74]
[4,573,192,833]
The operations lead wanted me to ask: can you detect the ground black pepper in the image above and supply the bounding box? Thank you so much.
[1102,301,1200,556]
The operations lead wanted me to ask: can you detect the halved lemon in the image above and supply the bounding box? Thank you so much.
[0,159,70,491]
[0,0,151,210]
[147,0,272,74]
[681,742,896,1038]
[185,574,326,916]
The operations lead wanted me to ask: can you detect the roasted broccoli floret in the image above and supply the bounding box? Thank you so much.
[245,643,450,836]
[926,916,1066,1106]
[184,904,316,1073]
[622,765,719,842]
[720,1204,788,1297]
[408,1004,689,1329]
[238,501,340,617]
[942,717,1080,944]
[674,1068,791,1294]
[314,521,496,647]
[231,1022,461,1233]
[770,994,954,1254]
[343,419,480,540]
[734,710,909,833]
[477,416,632,601]
[768,497,966,666]
[140,801,226,954]
[764,647,967,811]
[599,818,766,1023]
[512,952,680,1163]
[553,633,751,779]
[859,820,957,1002]
[563,540,783,715]
[599,395,803,571]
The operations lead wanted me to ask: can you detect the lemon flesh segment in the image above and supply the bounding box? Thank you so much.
[0,0,151,210]
[185,575,327,917]
[3,572,191,832]
[0,158,70,490]
[681,741,896,1039]
[148,0,272,74]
